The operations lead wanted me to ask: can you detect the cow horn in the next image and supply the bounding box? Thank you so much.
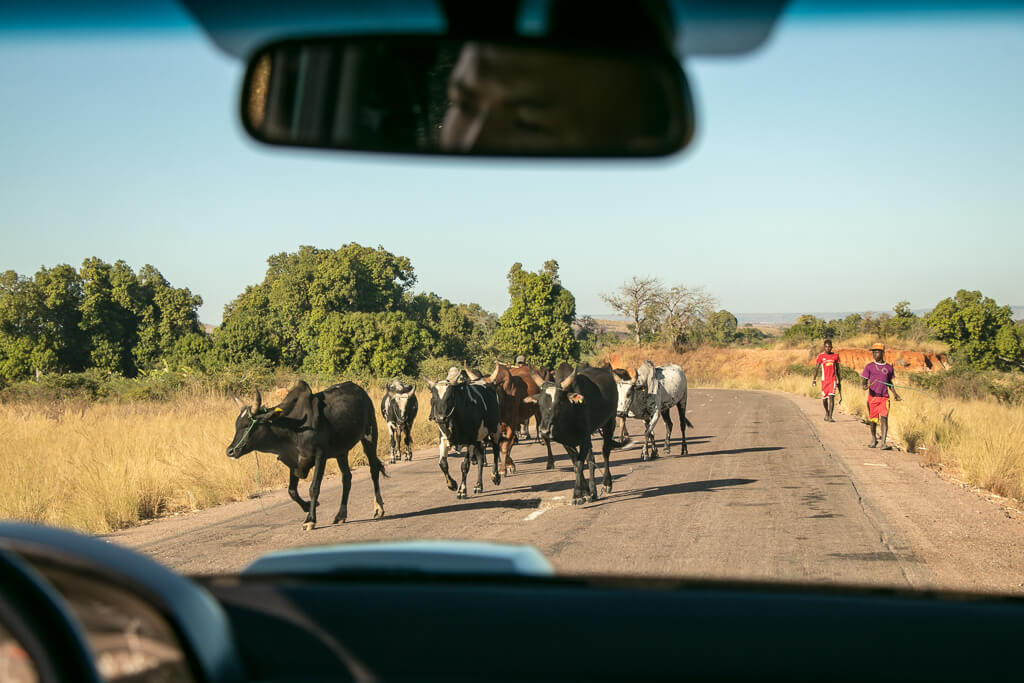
[489,363,501,383]
[231,393,245,408]
[426,379,436,389]
[530,370,546,388]
[560,368,577,391]
[253,390,262,412]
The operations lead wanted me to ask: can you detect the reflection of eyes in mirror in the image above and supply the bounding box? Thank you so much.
[242,37,693,157]
[440,42,677,154]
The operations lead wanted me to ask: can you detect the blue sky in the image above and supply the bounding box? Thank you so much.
[2,4,1022,324]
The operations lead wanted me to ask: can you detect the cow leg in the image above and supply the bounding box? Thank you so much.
[544,434,555,470]
[457,450,471,499]
[582,438,599,503]
[287,470,311,513]
[438,437,458,491]
[490,434,502,486]
[647,406,662,459]
[333,454,353,524]
[403,423,414,461]
[565,445,586,506]
[677,402,689,455]
[302,456,327,531]
[618,416,629,441]
[500,424,516,476]
[599,422,615,495]
[385,423,395,466]
[361,433,385,520]
[662,407,673,456]
[473,442,487,495]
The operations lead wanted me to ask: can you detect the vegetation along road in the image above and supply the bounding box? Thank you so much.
[109,388,1024,593]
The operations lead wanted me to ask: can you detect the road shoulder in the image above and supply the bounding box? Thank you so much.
[783,391,1024,594]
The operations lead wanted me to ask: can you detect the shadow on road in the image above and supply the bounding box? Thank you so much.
[688,446,783,457]
[585,478,757,509]
[354,496,544,523]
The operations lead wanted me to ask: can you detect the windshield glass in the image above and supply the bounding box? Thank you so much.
[1,1,1022,595]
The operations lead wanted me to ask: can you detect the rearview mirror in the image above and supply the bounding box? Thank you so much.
[241,36,694,157]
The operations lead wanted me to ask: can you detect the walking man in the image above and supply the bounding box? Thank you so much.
[861,343,901,450]
[812,339,841,422]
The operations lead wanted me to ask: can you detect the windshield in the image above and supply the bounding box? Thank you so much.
[1,1,1022,596]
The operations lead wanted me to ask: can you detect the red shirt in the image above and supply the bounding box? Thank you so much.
[815,353,840,384]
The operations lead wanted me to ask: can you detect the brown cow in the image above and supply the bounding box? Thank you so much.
[486,363,530,475]
[508,364,557,469]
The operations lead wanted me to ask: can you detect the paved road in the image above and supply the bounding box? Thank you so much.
[109,389,1024,593]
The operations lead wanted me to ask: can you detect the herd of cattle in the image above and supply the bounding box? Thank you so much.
[226,361,692,530]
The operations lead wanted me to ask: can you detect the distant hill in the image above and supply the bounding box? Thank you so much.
[590,307,1024,327]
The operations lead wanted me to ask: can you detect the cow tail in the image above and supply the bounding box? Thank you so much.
[610,436,633,449]
[684,417,694,429]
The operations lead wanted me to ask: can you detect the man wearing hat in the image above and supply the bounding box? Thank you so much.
[515,355,527,367]
[861,343,901,449]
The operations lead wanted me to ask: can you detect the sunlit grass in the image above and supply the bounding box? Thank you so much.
[0,386,438,533]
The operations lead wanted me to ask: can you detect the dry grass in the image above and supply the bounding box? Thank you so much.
[0,386,438,533]
[600,344,1024,503]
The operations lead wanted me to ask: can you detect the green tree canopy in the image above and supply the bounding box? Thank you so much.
[927,290,1023,369]
[214,243,494,377]
[493,260,579,368]
[0,260,201,381]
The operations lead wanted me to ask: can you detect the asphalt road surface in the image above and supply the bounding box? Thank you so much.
[110,389,1024,593]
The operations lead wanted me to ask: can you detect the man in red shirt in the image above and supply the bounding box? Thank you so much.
[811,339,840,422]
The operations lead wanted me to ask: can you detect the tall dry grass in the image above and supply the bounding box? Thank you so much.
[601,344,1024,503]
[0,385,438,533]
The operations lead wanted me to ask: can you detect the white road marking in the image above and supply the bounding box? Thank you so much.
[524,509,547,521]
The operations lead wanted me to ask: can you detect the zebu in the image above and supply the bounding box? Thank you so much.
[615,361,693,460]
[426,369,502,499]
[524,364,629,505]
[380,380,418,464]
[226,380,386,530]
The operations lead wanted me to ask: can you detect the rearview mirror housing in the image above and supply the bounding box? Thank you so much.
[241,35,694,157]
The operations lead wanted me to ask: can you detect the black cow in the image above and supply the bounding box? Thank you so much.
[226,380,386,530]
[525,364,628,505]
[426,371,502,499]
[380,380,418,464]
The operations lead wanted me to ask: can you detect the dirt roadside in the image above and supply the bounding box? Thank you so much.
[788,391,1024,594]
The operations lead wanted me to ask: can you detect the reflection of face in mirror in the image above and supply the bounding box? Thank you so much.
[440,43,677,154]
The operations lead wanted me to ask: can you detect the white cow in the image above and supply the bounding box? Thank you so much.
[615,361,693,460]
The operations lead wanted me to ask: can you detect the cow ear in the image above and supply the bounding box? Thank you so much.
[568,393,585,404]
[523,395,538,404]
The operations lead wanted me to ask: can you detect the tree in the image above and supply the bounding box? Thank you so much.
[0,260,202,381]
[215,243,418,371]
[493,260,579,368]
[600,276,666,345]
[707,310,739,346]
[657,284,717,347]
[927,289,1022,369]
[782,314,836,343]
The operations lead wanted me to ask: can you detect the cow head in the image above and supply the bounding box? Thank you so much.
[387,385,416,426]
[523,368,583,439]
[615,375,644,418]
[226,390,277,458]
[487,362,516,396]
[425,378,456,441]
